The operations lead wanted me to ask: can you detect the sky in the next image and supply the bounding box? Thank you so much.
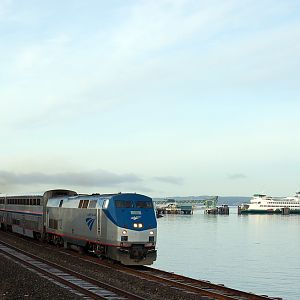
[0,0,300,197]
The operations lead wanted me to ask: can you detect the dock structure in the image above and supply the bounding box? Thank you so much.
[156,203,194,215]
[205,205,229,215]
[154,196,218,216]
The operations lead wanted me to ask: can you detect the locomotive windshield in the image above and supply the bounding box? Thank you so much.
[114,199,153,208]
[136,201,153,208]
[115,200,134,208]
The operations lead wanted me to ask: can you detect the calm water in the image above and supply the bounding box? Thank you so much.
[153,207,300,300]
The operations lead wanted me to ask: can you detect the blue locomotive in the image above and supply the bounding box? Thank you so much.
[0,189,157,265]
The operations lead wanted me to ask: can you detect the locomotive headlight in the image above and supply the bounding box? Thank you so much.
[133,223,143,228]
[149,231,154,235]
[122,230,127,235]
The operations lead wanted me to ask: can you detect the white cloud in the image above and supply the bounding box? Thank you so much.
[2,0,299,130]
[0,169,142,189]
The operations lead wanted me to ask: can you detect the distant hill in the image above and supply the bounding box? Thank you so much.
[153,196,251,206]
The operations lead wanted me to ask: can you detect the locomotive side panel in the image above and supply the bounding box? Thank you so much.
[47,207,98,246]
[46,195,101,247]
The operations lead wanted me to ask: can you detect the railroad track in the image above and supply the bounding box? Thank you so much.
[82,260,282,300]
[0,240,145,300]
[57,248,282,300]
[0,232,282,300]
[126,266,283,300]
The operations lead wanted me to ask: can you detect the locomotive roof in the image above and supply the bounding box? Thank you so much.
[51,193,118,200]
[53,192,138,198]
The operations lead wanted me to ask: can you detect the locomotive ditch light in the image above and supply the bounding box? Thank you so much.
[122,230,127,235]
[149,231,154,235]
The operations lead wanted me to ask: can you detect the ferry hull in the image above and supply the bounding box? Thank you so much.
[240,209,300,215]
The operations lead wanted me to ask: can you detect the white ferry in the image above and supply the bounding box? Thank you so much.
[240,192,300,214]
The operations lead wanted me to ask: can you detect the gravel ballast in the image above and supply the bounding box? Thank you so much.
[0,253,83,300]
[0,231,203,300]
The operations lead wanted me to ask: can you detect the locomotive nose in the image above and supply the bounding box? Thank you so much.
[130,245,146,259]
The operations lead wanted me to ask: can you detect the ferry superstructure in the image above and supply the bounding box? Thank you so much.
[240,192,300,214]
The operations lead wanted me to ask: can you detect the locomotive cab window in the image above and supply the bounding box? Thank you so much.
[103,199,109,209]
[136,201,153,208]
[82,200,89,208]
[115,200,134,208]
[79,200,89,208]
[88,200,97,208]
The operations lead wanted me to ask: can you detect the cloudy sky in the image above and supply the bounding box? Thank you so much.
[0,0,299,197]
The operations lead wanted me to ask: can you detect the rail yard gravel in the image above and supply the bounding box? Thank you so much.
[0,232,203,300]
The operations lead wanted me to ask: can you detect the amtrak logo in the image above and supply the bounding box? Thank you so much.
[131,216,141,221]
[86,217,96,231]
